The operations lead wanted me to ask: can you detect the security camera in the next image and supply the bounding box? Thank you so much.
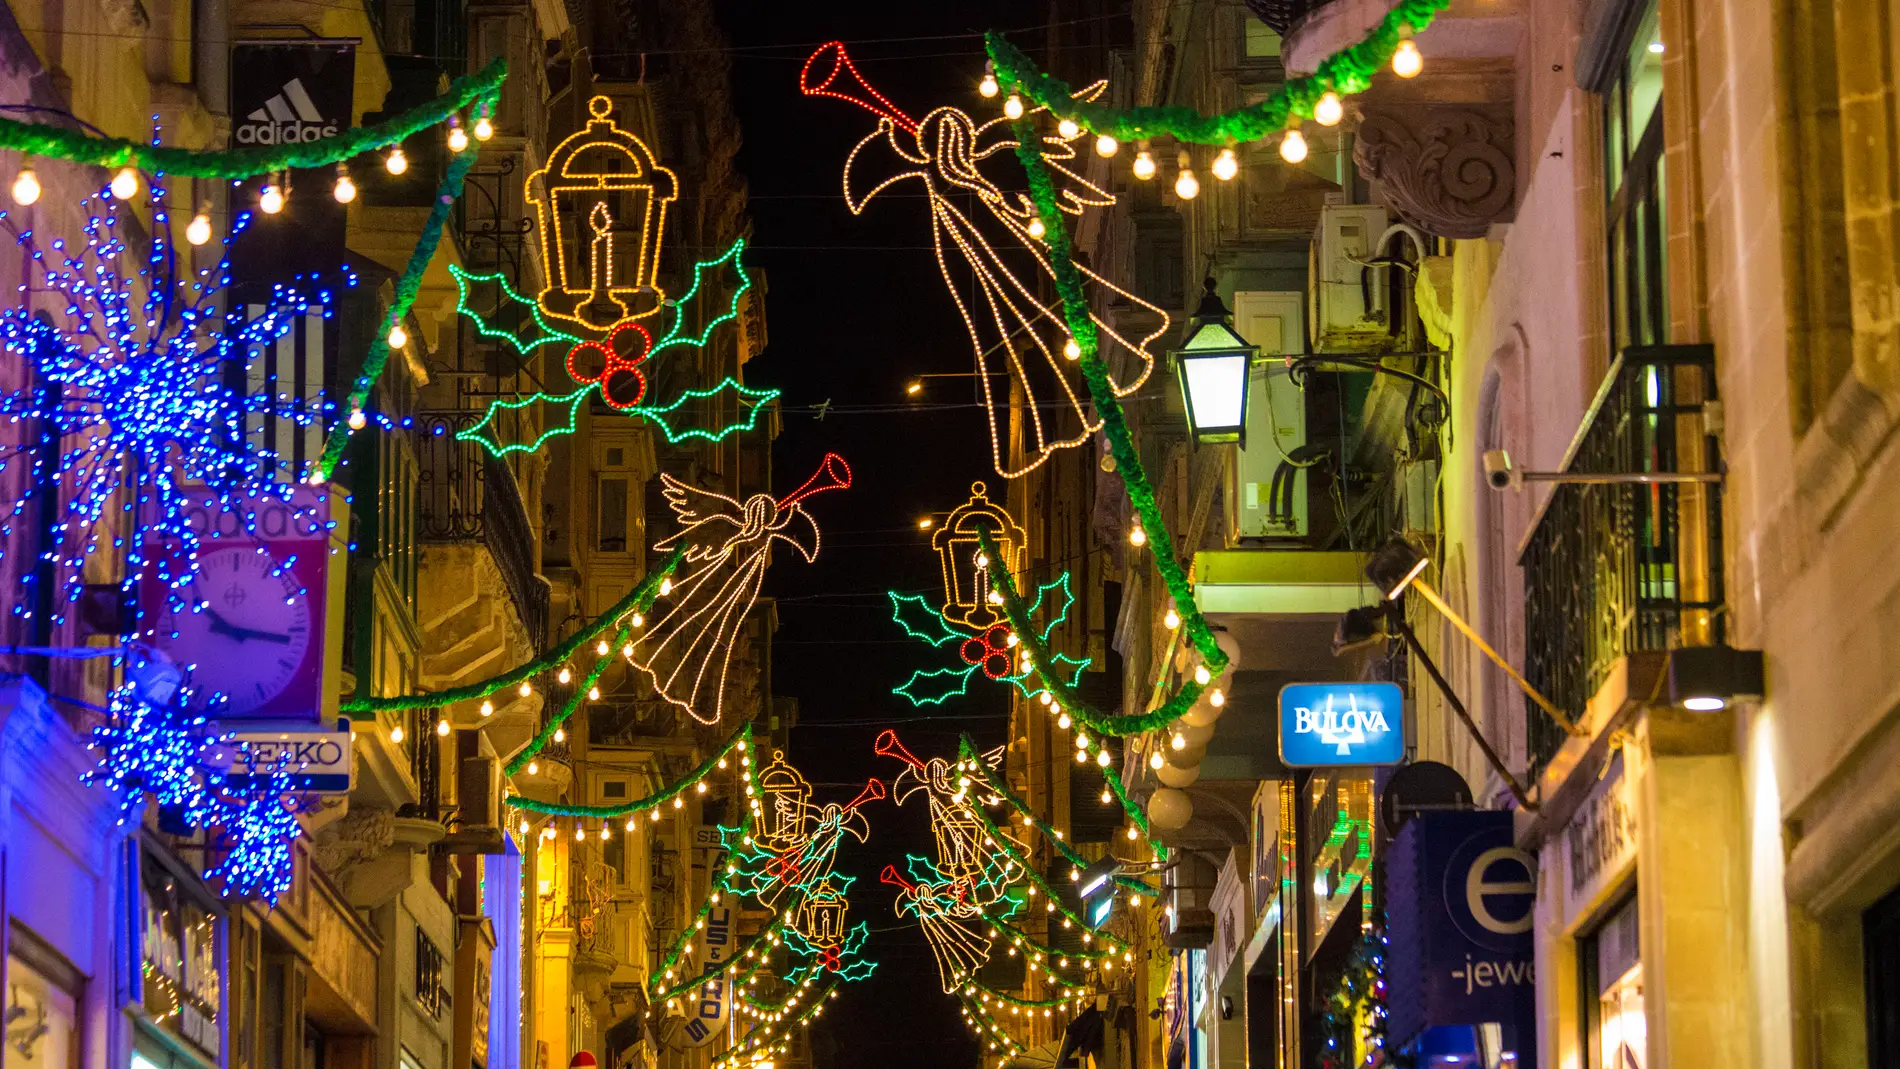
[1482,449,1519,490]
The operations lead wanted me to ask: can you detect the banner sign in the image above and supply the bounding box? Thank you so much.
[1385,811,1537,1049]
[229,42,354,285]
[1277,682,1405,766]
[1562,753,1637,922]
[679,905,734,1046]
[206,722,353,793]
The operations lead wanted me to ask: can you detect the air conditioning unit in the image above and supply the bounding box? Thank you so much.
[1166,852,1218,950]
[443,755,506,854]
[1228,291,1311,541]
[1309,204,1391,353]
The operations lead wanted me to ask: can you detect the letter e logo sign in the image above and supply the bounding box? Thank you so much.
[1465,845,1535,935]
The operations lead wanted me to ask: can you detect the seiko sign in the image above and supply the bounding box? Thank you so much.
[1278,681,1406,766]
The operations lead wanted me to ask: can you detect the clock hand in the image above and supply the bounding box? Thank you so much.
[235,627,293,645]
[204,607,247,641]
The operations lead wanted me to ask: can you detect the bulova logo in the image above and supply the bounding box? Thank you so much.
[237,78,339,144]
[1292,693,1392,754]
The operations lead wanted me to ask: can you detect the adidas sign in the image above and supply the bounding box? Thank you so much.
[236,78,340,144]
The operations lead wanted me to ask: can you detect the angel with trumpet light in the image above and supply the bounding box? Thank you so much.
[627,454,852,725]
[801,42,1172,480]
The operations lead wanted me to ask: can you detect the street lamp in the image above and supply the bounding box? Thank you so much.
[1172,279,1259,446]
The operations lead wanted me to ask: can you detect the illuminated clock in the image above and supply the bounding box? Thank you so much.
[154,543,316,716]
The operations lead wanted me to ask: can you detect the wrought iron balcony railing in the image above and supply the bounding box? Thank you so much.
[1518,345,1723,776]
[417,411,551,649]
[1241,0,1331,34]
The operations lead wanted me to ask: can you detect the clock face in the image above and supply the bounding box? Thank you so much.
[155,544,315,715]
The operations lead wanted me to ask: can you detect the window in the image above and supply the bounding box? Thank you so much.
[140,861,223,1060]
[6,926,83,1069]
[597,477,629,554]
[1582,895,1645,1069]
[413,927,447,1019]
[1603,0,1668,350]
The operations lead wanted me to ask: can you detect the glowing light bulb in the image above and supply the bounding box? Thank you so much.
[597,639,610,656]
[621,641,634,657]
[979,67,999,98]
[1174,157,1200,200]
[1280,129,1309,164]
[1063,338,1082,360]
[1129,524,1147,547]
[1101,788,1114,803]
[1075,749,1089,764]
[1127,825,1139,840]
[347,408,367,430]
[625,817,637,832]
[576,825,585,841]
[387,323,408,349]
[1171,732,1187,750]
[475,113,496,139]
[1057,712,1072,729]
[1164,608,1180,630]
[1097,749,1113,768]
[987,590,1004,605]
[1149,750,1165,770]
[110,167,139,200]
[185,211,212,245]
[1076,733,1089,749]
[480,700,494,717]
[1211,688,1226,707]
[333,169,357,203]
[389,725,405,743]
[1194,664,1212,685]
[557,666,572,684]
[600,825,611,840]
[1132,149,1157,180]
[436,718,450,737]
[1057,118,1080,139]
[1205,149,1235,182]
[553,727,565,743]
[696,781,708,794]
[258,184,284,214]
[1315,91,1344,126]
[660,578,673,596]
[11,168,39,205]
[519,681,532,697]
[448,123,469,152]
[1003,94,1025,120]
[1026,216,1046,240]
[1094,133,1120,158]
[588,686,601,700]
[1392,39,1423,78]
[386,147,410,175]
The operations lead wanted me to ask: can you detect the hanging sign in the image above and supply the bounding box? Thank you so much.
[205,721,354,793]
[678,905,734,1046]
[1277,682,1405,766]
[228,41,355,285]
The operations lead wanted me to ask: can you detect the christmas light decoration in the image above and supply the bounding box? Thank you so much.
[957,736,1156,894]
[449,239,769,455]
[802,42,1169,479]
[626,454,851,724]
[721,755,883,910]
[985,3,1449,145]
[0,187,342,618]
[527,95,678,329]
[11,167,39,204]
[0,60,503,178]
[890,572,1090,707]
[933,482,1023,630]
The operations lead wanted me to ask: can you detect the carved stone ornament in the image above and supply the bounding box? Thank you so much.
[1353,105,1515,239]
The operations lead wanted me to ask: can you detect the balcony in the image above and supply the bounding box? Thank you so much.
[1519,346,1723,775]
[417,411,551,649]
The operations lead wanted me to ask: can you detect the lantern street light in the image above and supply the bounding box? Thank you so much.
[1172,279,1259,446]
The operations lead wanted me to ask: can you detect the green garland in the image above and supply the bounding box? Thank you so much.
[0,60,504,176]
[960,992,1028,1055]
[958,737,1153,895]
[708,982,839,1069]
[966,980,1084,1009]
[506,723,751,816]
[958,782,1131,949]
[987,0,1449,144]
[504,620,627,776]
[318,143,480,476]
[984,908,1116,965]
[650,912,789,1003]
[340,547,684,714]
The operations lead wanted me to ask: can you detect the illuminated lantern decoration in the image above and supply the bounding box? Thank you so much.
[755,750,814,854]
[932,800,989,882]
[526,95,679,330]
[796,879,851,949]
[932,482,1025,631]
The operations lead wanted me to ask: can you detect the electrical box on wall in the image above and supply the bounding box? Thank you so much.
[1309,204,1391,353]
[1229,291,1310,541]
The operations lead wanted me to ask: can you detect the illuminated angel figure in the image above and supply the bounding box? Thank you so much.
[876,730,1020,895]
[0,183,343,623]
[883,861,997,993]
[627,454,852,723]
[802,42,1170,479]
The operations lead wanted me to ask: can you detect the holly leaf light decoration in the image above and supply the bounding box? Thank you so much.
[452,237,768,455]
[888,573,1091,706]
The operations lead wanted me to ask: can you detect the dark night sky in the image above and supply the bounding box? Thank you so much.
[716,2,1048,1065]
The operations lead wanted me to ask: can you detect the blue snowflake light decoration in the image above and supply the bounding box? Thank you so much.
[0,179,350,627]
